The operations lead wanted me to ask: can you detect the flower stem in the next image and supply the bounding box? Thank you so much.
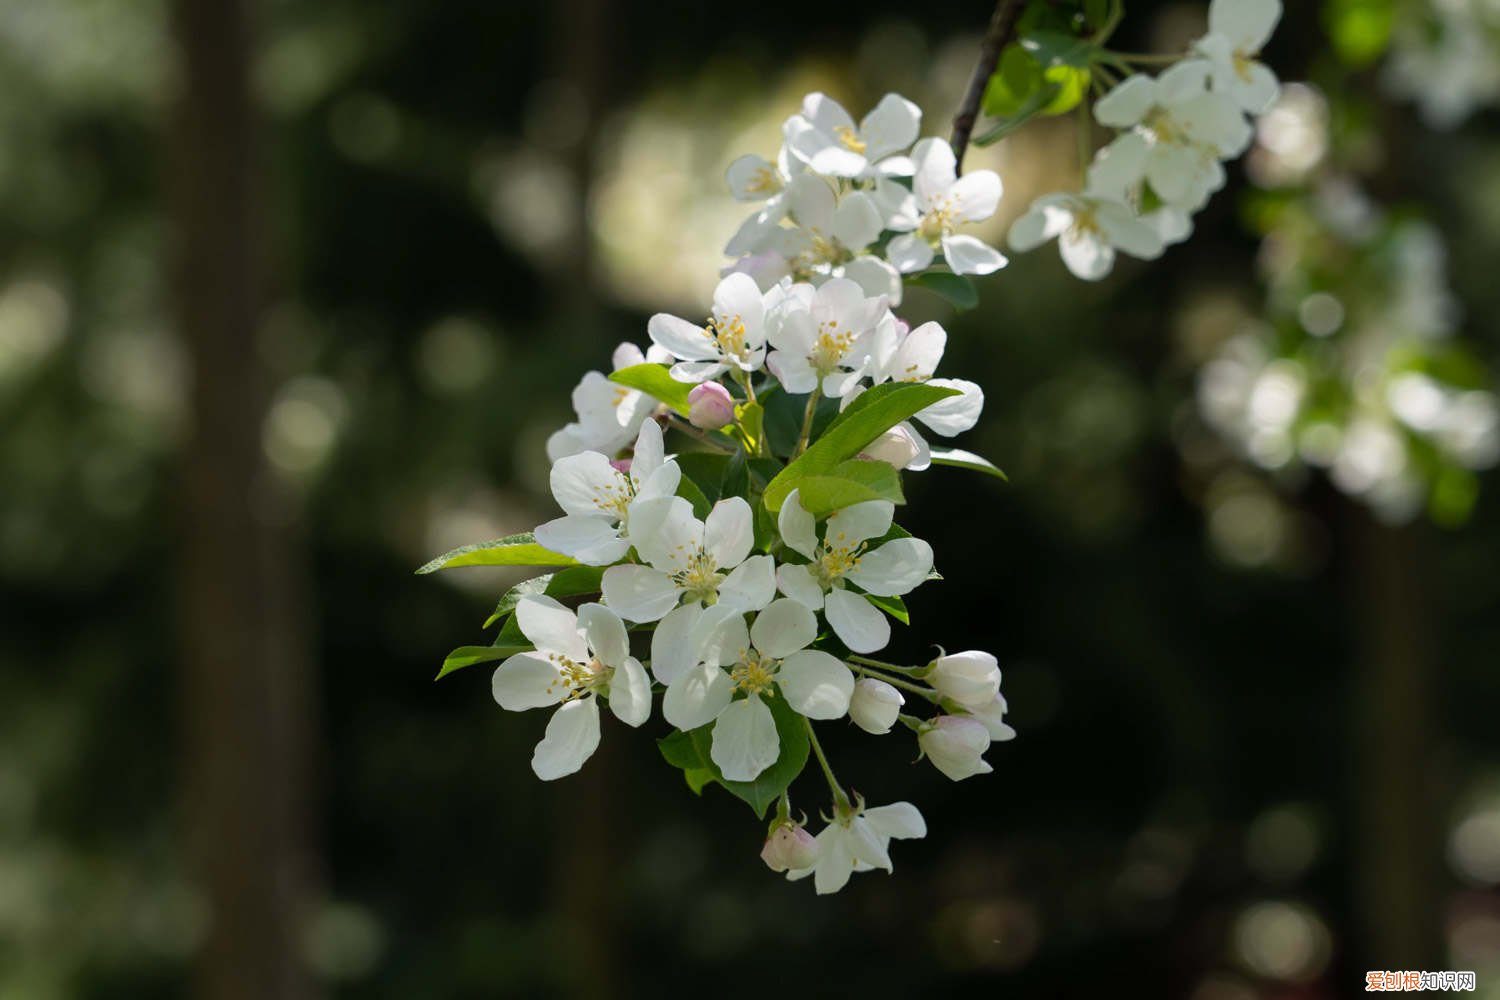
[804,718,848,808]
[794,387,821,457]
[849,662,940,702]
[848,654,926,675]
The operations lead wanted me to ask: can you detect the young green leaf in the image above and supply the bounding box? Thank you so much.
[792,459,906,515]
[416,533,578,574]
[928,446,1010,481]
[436,644,531,681]
[763,382,960,511]
[863,593,910,625]
[904,271,979,311]
[609,363,693,416]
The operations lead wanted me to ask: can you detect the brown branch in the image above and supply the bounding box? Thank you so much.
[950,0,1025,173]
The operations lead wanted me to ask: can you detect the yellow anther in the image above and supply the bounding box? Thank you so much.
[730,651,778,696]
[834,125,866,155]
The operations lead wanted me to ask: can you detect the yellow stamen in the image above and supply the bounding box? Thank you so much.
[834,125,866,155]
[730,649,778,696]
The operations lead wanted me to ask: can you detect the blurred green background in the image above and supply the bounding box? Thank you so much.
[2,0,1499,997]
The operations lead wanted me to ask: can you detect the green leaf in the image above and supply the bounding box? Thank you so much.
[762,387,809,457]
[484,573,553,628]
[416,533,577,574]
[656,693,812,819]
[609,363,693,416]
[736,400,764,454]
[484,565,606,626]
[1325,0,1395,68]
[436,644,531,681]
[1021,28,1095,68]
[864,593,909,626]
[675,452,728,505]
[722,448,750,503]
[676,474,712,519]
[793,459,905,515]
[905,271,979,311]
[1039,64,1089,116]
[927,446,1010,481]
[983,44,1045,118]
[764,383,960,511]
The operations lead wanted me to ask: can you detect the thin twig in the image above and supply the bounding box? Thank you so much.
[950,0,1026,174]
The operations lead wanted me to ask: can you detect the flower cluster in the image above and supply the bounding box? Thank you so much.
[722,93,1007,305]
[424,92,1017,894]
[1197,177,1499,525]
[1383,0,1500,129]
[1009,0,1283,280]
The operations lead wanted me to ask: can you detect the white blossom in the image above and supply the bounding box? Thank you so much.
[783,92,921,179]
[546,342,672,462]
[862,314,986,466]
[785,800,926,894]
[918,715,993,781]
[882,137,1007,276]
[490,598,651,780]
[648,272,769,383]
[765,277,886,398]
[534,420,679,565]
[928,650,1001,709]
[1192,0,1283,113]
[964,692,1017,743]
[849,677,904,735]
[761,821,820,872]
[775,490,933,653]
[662,600,854,781]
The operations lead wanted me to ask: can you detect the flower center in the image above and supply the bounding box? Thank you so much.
[808,319,856,376]
[546,653,610,701]
[706,314,751,363]
[730,649,778,696]
[1144,108,1184,145]
[804,229,850,267]
[834,125,866,154]
[672,548,725,604]
[611,386,630,409]
[1068,204,1102,242]
[1232,51,1255,82]
[814,530,866,587]
[745,166,782,195]
[919,201,956,241]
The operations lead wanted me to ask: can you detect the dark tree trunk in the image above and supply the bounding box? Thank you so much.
[168,1,321,997]
[1347,507,1444,970]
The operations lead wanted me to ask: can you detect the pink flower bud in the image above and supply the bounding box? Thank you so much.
[688,382,736,430]
[760,822,819,872]
[609,458,632,473]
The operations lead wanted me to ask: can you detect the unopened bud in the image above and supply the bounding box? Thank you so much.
[860,424,921,468]
[688,382,736,430]
[849,678,904,735]
[761,822,819,872]
[918,715,993,782]
[928,650,1001,709]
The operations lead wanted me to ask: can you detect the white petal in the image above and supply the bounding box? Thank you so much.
[1008,197,1074,251]
[577,601,629,666]
[807,146,870,178]
[531,698,601,780]
[600,566,678,620]
[845,816,892,871]
[713,272,766,338]
[777,650,854,719]
[710,695,781,781]
[826,500,894,546]
[840,255,903,305]
[718,555,777,613]
[491,652,565,711]
[887,320,945,384]
[749,597,818,659]
[703,497,754,569]
[812,830,856,894]
[914,377,984,436]
[726,154,781,202]
[859,93,922,161]
[847,537,933,597]
[776,562,826,610]
[1086,132,1149,200]
[647,313,715,362]
[909,137,957,206]
[631,418,665,482]
[668,360,727,384]
[534,514,621,562]
[1209,0,1281,51]
[515,595,588,660]
[634,459,681,502]
[886,233,933,274]
[777,490,818,558]
[948,170,1002,223]
[607,656,651,727]
[633,498,704,572]
[1094,75,1156,127]
[832,192,883,250]
[1059,226,1116,281]
[941,234,1007,276]
[1228,59,1280,114]
[549,452,624,518]
[786,173,836,230]
[864,802,926,840]
[663,659,735,731]
[824,589,891,655]
[649,603,703,685]
[1096,202,1166,260]
[800,92,856,134]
